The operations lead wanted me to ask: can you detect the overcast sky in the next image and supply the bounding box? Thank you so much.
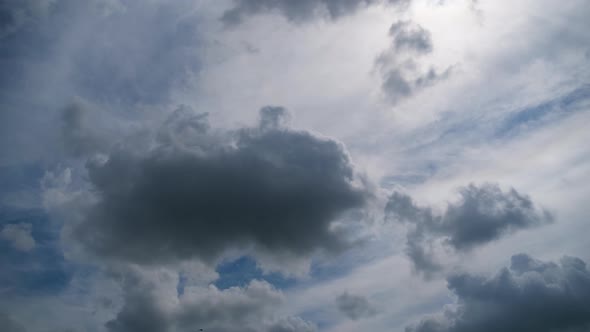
[1,1,590,331]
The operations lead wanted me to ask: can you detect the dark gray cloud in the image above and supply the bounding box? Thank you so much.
[73,106,369,265]
[221,0,409,25]
[407,254,590,332]
[386,184,552,274]
[336,292,377,320]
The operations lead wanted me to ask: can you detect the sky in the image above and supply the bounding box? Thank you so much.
[1,0,590,331]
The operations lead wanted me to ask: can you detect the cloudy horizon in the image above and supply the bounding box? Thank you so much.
[1,0,590,331]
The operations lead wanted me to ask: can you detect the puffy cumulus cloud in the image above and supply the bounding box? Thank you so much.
[406,254,590,332]
[336,292,377,320]
[0,222,35,252]
[72,106,369,267]
[221,0,410,25]
[377,20,452,104]
[386,183,552,275]
[105,266,313,332]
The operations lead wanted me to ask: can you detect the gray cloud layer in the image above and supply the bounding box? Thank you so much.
[407,254,590,332]
[73,106,369,265]
[222,0,409,25]
[386,183,552,274]
[336,292,377,320]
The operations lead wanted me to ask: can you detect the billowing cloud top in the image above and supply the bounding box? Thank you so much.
[74,106,369,265]
[407,254,590,332]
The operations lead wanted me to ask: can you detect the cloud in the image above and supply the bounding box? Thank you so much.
[221,0,410,25]
[0,0,202,105]
[105,266,313,332]
[0,311,26,332]
[175,280,288,332]
[336,292,377,320]
[388,20,433,54]
[267,316,317,332]
[0,0,204,166]
[105,286,168,332]
[1,222,35,252]
[386,183,552,274]
[0,0,53,39]
[377,20,452,104]
[381,66,452,102]
[60,99,112,157]
[406,254,590,332]
[103,266,190,332]
[72,106,369,266]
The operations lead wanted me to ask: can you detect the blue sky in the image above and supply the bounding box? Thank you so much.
[1,1,590,331]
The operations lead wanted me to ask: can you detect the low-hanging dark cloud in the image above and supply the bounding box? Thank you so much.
[73,106,369,266]
[221,0,410,25]
[386,183,552,274]
[407,254,590,332]
[336,292,377,320]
